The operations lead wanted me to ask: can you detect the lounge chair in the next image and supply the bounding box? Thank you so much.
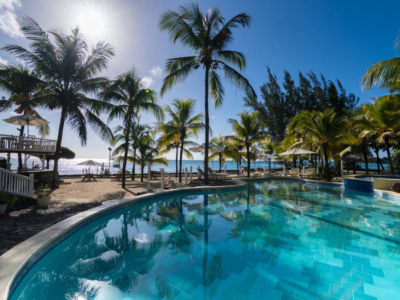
[198,167,222,180]
[289,168,298,176]
[162,173,176,188]
[244,167,260,178]
[208,167,228,179]
[257,168,271,177]
[301,168,315,178]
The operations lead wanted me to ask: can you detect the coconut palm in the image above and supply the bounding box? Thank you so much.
[0,64,49,172]
[352,96,400,175]
[159,3,256,183]
[287,109,348,180]
[112,119,151,180]
[2,17,116,186]
[100,68,163,188]
[160,99,205,183]
[157,133,195,178]
[224,139,246,175]
[130,136,168,182]
[361,33,400,93]
[209,134,228,172]
[228,111,266,177]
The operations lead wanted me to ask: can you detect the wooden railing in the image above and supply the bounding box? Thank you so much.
[0,167,34,198]
[0,134,56,153]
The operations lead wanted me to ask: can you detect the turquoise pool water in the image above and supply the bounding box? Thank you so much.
[10,180,400,300]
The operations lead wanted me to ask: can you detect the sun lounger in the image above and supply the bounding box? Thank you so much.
[243,167,260,178]
[198,167,222,180]
[208,167,228,179]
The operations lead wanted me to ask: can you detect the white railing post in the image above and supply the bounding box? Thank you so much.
[29,174,34,197]
[161,169,164,189]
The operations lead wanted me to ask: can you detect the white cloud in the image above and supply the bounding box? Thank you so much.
[0,56,7,65]
[211,116,215,119]
[149,66,162,77]
[0,0,23,38]
[141,76,154,88]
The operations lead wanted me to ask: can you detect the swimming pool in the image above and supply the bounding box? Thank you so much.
[9,179,400,300]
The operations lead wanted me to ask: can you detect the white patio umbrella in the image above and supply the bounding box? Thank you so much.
[279,148,316,156]
[4,114,49,136]
[347,154,374,160]
[77,160,102,174]
[261,154,279,171]
[239,145,271,153]
[189,143,224,154]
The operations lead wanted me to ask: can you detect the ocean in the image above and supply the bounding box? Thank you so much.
[5,158,389,175]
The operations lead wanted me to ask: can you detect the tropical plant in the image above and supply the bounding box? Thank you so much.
[228,111,266,177]
[158,99,204,183]
[224,138,246,175]
[209,134,229,172]
[351,96,400,175]
[0,186,17,205]
[157,133,194,179]
[285,108,349,180]
[159,3,256,183]
[2,17,116,186]
[361,32,400,93]
[0,64,49,172]
[112,119,151,180]
[129,136,168,182]
[100,68,163,188]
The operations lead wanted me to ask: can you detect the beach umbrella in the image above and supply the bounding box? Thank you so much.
[261,154,279,171]
[189,143,224,154]
[77,160,102,173]
[4,114,49,136]
[279,148,316,156]
[347,154,374,160]
[239,145,271,153]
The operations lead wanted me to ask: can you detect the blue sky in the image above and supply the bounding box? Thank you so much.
[0,0,399,160]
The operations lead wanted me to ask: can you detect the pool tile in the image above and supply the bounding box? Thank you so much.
[362,266,384,278]
[329,284,354,300]
[176,278,198,294]
[308,279,330,293]
[343,261,363,272]
[352,272,374,284]
[294,285,318,300]
[275,279,298,295]
[354,292,378,300]
[321,273,342,285]
[351,256,370,266]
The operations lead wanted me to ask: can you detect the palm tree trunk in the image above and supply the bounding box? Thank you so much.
[131,148,136,180]
[375,147,380,174]
[384,136,394,175]
[122,108,134,188]
[362,142,369,175]
[204,66,210,184]
[141,163,144,182]
[219,154,222,173]
[17,125,24,172]
[179,135,184,183]
[323,146,330,181]
[246,144,250,177]
[52,106,67,187]
[175,146,179,178]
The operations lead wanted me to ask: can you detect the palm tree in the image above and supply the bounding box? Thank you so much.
[361,32,400,93]
[159,3,256,184]
[225,139,246,175]
[2,17,115,186]
[210,134,228,172]
[286,109,348,180]
[0,64,48,172]
[228,111,266,177]
[100,68,163,188]
[112,119,151,180]
[130,136,168,182]
[157,133,195,178]
[352,96,400,175]
[160,99,204,183]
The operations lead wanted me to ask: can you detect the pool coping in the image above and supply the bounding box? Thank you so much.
[1,176,399,300]
[0,178,248,300]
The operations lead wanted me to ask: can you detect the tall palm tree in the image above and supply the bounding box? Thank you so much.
[287,109,348,180]
[224,138,246,175]
[352,96,400,175]
[0,64,48,172]
[228,111,266,177]
[210,134,228,172]
[100,68,163,188]
[160,99,205,183]
[159,3,256,184]
[2,17,115,186]
[112,119,151,181]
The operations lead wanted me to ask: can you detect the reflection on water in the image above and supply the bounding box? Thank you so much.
[10,180,400,300]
